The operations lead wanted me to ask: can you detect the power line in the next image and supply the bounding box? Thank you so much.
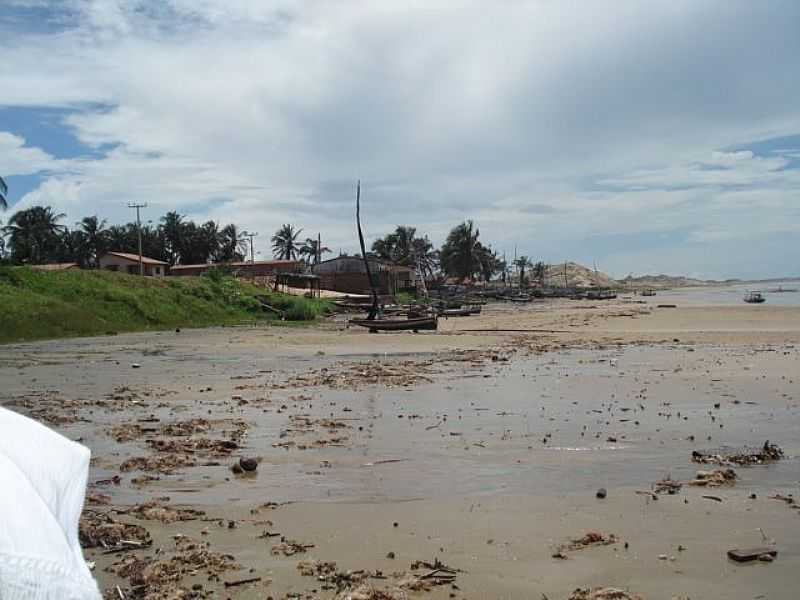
[242,231,258,263]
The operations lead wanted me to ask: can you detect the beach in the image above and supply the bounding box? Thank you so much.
[2,291,799,599]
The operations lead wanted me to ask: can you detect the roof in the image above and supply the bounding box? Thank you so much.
[103,252,169,266]
[30,262,80,272]
[170,259,301,271]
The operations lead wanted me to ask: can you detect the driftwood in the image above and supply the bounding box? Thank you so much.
[224,576,262,588]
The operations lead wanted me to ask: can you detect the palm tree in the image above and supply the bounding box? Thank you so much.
[372,225,439,279]
[160,211,184,265]
[216,224,248,262]
[439,220,482,281]
[3,206,66,264]
[299,237,331,265]
[0,175,8,210]
[271,224,303,260]
[532,261,546,286]
[77,215,109,267]
[476,244,500,282]
[514,255,532,287]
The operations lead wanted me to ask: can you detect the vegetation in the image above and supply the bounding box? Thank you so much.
[438,220,503,282]
[299,237,331,265]
[371,225,438,280]
[0,266,330,343]
[271,224,303,260]
[0,206,248,267]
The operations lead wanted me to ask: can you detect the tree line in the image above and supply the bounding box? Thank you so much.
[0,202,544,284]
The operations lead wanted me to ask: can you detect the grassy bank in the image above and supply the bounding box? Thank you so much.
[0,266,330,344]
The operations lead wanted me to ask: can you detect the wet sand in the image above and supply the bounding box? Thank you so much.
[2,298,799,599]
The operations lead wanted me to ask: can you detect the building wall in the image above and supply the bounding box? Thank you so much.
[170,261,301,277]
[98,255,165,276]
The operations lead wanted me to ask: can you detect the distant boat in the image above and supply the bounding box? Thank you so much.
[641,289,656,297]
[766,286,797,293]
[743,291,766,304]
[586,289,618,300]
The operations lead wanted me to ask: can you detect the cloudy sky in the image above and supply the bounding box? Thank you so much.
[1,1,799,279]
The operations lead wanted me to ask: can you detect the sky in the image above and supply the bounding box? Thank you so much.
[1,0,799,280]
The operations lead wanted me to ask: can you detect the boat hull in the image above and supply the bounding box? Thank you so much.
[350,317,438,332]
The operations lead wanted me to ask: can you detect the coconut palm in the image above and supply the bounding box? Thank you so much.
[271,224,303,260]
[514,255,532,287]
[216,224,248,262]
[77,215,109,267]
[532,261,546,286]
[439,220,482,281]
[372,225,439,279]
[3,206,66,264]
[160,211,184,265]
[476,244,500,282]
[299,237,331,265]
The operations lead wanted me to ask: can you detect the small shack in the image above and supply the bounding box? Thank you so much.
[312,256,415,295]
[274,272,321,298]
[99,252,168,276]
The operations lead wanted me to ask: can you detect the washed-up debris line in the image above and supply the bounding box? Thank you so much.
[284,359,438,390]
[295,557,461,598]
[146,437,238,456]
[557,531,618,554]
[118,498,206,523]
[692,441,783,466]
[107,535,238,599]
[271,538,315,556]
[653,477,682,495]
[120,454,197,474]
[688,468,737,487]
[79,510,151,551]
[568,588,644,600]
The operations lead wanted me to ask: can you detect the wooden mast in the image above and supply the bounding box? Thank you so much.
[356,180,380,320]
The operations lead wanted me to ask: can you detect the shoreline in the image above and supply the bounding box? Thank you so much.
[2,299,799,599]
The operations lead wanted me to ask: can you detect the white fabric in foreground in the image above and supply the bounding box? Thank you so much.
[0,407,102,600]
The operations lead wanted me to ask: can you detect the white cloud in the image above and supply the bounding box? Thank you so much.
[1,0,800,277]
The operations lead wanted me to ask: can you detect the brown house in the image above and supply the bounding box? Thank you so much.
[99,252,168,276]
[169,260,302,277]
[312,256,415,295]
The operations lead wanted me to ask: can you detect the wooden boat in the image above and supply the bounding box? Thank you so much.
[468,304,482,315]
[350,316,438,332]
[440,307,473,317]
[743,291,765,304]
[586,290,618,300]
[508,295,531,303]
[641,289,656,296]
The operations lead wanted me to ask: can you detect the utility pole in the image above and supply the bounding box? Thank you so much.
[242,231,258,263]
[127,202,147,275]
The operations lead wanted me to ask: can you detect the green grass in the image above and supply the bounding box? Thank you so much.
[0,267,331,344]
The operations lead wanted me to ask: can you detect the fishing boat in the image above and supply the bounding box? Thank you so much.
[439,307,473,317]
[641,289,656,297]
[350,316,438,332]
[508,295,531,303]
[743,291,766,304]
[467,304,482,315]
[586,289,618,300]
[767,286,797,293]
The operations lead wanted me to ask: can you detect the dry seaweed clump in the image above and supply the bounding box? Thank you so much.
[146,437,238,456]
[568,588,644,600]
[560,532,619,553]
[120,498,206,523]
[107,536,238,600]
[692,441,783,466]
[120,454,197,474]
[688,468,737,487]
[285,360,436,390]
[79,510,151,550]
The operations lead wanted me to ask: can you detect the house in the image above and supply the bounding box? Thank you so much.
[99,252,168,276]
[312,256,416,295]
[169,260,302,278]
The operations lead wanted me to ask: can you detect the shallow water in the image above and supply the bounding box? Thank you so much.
[639,281,800,307]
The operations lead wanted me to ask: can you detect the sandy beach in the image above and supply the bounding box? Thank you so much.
[2,293,799,599]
